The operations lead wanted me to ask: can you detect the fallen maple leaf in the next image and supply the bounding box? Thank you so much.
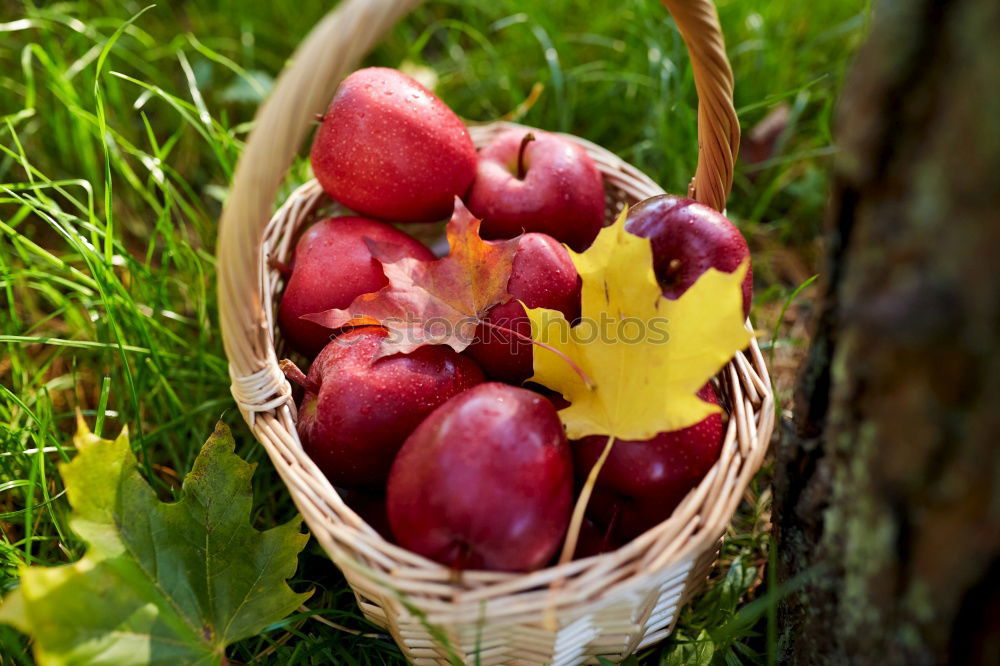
[0,418,309,665]
[305,198,518,358]
[525,208,752,440]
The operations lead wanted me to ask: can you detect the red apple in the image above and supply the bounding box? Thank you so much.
[574,384,725,542]
[310,67,477,222]
[467,129,605,252]
[625,195,753,317]
[465,233,581,384]
[337,488,393,542]
[278,216,434,357]
[387,383,573,571]
[573,516,623,560]
[291,327,484,489]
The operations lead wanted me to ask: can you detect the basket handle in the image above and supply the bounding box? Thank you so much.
[661,0,739,212]
[218,0,422,384]
[217,0,739,389]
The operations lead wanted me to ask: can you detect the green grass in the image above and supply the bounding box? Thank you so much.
[0,0,868,663]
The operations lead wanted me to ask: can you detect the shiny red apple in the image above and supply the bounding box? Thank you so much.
[288,327,484,489]
[574,384,725,542]
[467,129,605,252]
[310,67,477,222]
[465,232,580,384]
[387,383,573,571]
[277,216,434,357]
[625,195,753,317]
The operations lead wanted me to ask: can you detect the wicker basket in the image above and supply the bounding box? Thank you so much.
[216,0,775,663]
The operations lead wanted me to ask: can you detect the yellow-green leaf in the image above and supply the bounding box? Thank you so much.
[525,209,751,440]
[0,418,310,665]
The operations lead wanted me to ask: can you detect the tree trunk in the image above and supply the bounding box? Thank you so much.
[774,0,1000,664]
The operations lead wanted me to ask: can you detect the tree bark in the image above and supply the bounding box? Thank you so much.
[774,0,1000,664]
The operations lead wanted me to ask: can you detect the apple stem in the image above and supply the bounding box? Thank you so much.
[516,132,535,180]
[268,256,293,277]
[557,435,617,566]
[279,359,319,393]
[479,320,595,390]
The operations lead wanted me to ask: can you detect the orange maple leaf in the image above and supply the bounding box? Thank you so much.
[304,199,518,359]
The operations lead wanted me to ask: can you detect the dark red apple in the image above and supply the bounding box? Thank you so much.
[310,67,477,223]
[467,129,605,252]
[387,383,573,571]
[573,517,623,560]
[465,233,580,384]
[574,384,725,542]
[625,195,753,317]
[277,216,434,358]
[337,488,393,542]
[291,327,484,489]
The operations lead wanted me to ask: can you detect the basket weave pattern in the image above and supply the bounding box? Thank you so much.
[217,1,774,663]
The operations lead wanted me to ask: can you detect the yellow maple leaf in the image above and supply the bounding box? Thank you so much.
[525,209,752,440]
